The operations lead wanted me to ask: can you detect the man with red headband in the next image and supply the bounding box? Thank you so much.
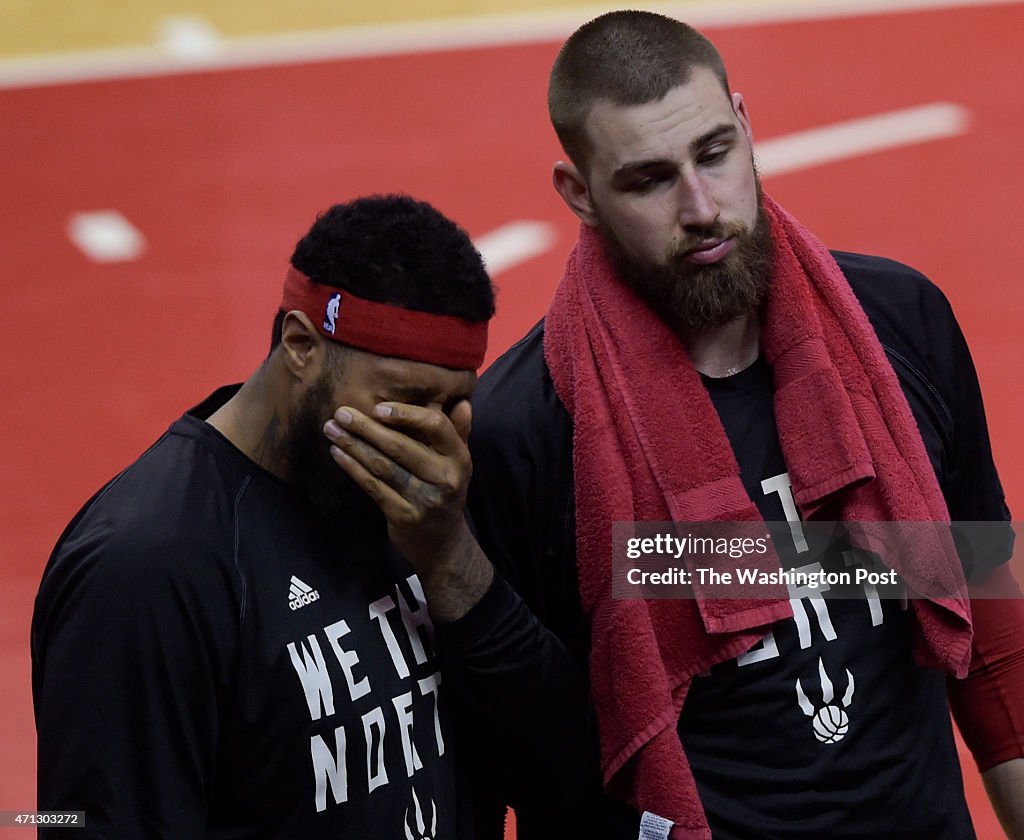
[32,195,495,839]
[347,11,1021,840]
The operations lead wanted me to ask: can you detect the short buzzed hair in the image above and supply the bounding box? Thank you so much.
[548,11,731,171]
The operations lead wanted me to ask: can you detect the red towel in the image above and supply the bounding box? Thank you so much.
[543,195,973,838]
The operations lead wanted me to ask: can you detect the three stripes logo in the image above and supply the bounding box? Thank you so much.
[288,575,320,611]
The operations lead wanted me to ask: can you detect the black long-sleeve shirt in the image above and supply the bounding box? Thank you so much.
[442,252,1013,839]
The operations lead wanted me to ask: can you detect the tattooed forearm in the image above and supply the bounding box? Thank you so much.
[413,526,494,624]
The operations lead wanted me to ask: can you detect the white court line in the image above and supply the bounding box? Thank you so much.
[474,221,557,277]
[157,16,222,60]
[67,211,147,263]
[58,106,968,269]
[756,103,971,176]
[0,0,1019,89]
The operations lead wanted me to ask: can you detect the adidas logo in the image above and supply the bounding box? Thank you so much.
[288,575,320,611]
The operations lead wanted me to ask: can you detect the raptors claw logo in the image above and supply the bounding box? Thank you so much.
[796,657,855,744]
[404,788,436,840]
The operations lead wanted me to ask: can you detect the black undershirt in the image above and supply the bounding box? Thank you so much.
[676,356,975,839]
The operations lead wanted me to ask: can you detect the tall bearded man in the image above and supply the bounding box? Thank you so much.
[416,10,1024,840]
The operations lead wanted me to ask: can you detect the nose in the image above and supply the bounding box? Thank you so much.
[677,169,720,229]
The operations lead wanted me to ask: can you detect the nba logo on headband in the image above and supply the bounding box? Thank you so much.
[323,293,341,335]
[282,266,488,369]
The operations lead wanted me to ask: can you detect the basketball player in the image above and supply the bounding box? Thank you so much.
[328,12,1024,839]
[33,195,496,839]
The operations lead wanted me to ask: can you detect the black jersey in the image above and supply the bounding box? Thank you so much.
[32,387,467,839]
[444,252,1011,839]
[680,357,974,839]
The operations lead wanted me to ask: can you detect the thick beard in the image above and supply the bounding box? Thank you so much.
[597,181,774,331]
[282,372,386,532]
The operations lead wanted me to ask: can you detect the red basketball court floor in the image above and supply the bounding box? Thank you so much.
[2,2,1022,835]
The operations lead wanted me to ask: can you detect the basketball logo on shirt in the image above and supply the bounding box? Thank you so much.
[403,787,436,839]
[796,658,855,743]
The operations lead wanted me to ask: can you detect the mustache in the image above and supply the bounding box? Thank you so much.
[669,220,750,259]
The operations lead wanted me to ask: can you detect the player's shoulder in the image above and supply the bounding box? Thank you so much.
[831,251,958,348]
[471,318,572,467]
[477,318,546,387]
[474,320,561,426]
[45,421,247,592]
[833,251,954,320]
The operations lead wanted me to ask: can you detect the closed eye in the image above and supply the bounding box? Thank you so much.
[697,143,732,166]
[621,168,675,193]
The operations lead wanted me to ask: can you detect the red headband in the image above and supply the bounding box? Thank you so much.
[280,266,488,370]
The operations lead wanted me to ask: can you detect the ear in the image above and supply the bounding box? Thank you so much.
[279,310,327,382]
[732,92,754,146]
[552,161,599,227]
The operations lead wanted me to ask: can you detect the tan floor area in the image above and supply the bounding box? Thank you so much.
[3,0,861,60]
[2,0,616,57]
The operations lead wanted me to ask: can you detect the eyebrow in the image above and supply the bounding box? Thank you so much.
[611,123,738,181]
[384,384,438,404]
[380,380,477,406]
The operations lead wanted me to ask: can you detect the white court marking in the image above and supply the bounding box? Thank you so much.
[67,211,147,262]
[474,221,557,276]
[59,103,970,271]
[157,16,222,60]
[0,0,1018,89]
[756,103,971,176]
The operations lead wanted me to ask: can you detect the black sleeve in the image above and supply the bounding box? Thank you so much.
[439,323,639,838]
[465,324,590,660]
[31,488,241,839]
[838,252,1013,578]
[439,577,603,817]
[918,281,1015,580]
